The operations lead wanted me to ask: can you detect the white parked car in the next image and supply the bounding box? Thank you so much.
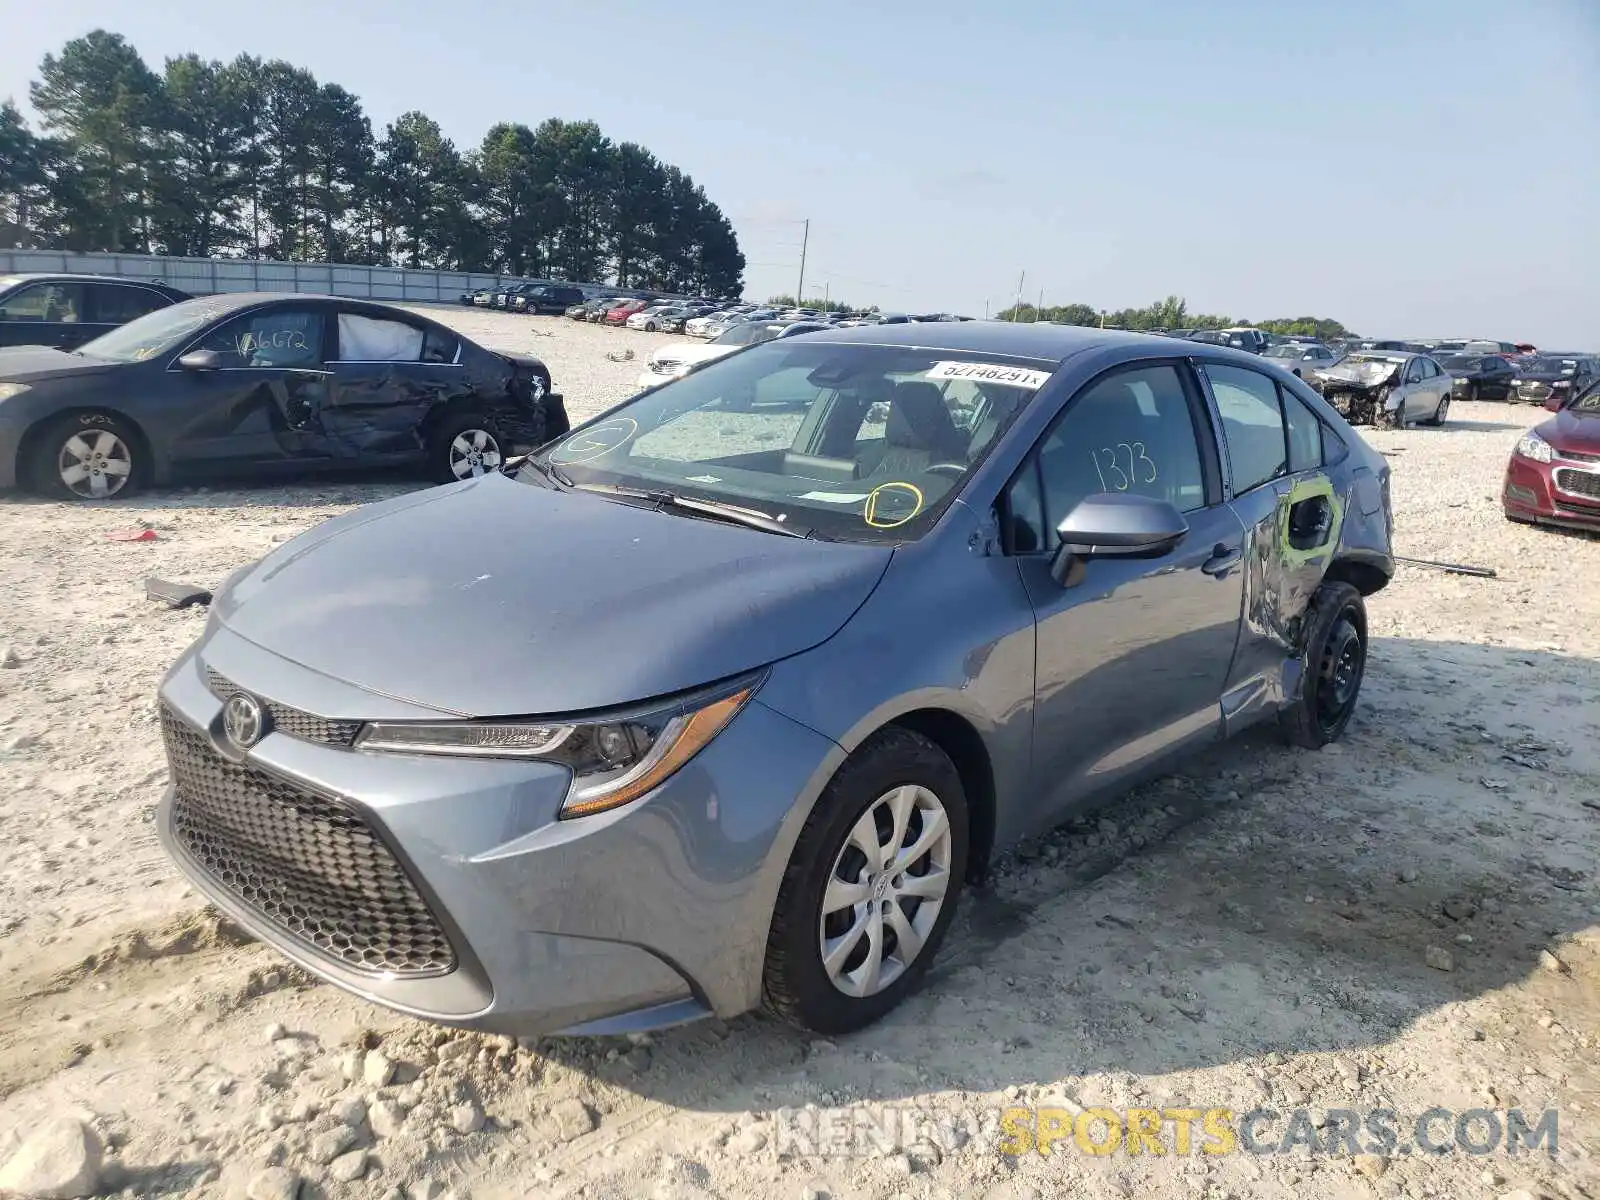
[636,321,831,389]
[625,304,681,332]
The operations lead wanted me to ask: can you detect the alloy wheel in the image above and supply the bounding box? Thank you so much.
[58,430,133,499]
[448,429,503,480]
[819,784,953,998]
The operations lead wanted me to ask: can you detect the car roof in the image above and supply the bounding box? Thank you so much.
[1,272,186,294]
[792,319,1175,363]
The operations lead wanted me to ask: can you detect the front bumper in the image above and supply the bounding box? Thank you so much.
[154,628,840,1035]
[1502,454,1600,530]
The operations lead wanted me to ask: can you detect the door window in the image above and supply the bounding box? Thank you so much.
[1283,390,1323,473]
[197,309,324,368]
[1006,364,1208,553]
[334,312,424,361]
[90,284,169,324]
[0,281,86,323]
[1207,364,1287,494]
[1404,359,1423,383]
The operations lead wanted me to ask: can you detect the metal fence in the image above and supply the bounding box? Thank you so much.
[0,249,681,305]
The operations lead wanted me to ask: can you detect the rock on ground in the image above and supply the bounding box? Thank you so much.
[245,1167,303,1200]
[0,1117,102,1200]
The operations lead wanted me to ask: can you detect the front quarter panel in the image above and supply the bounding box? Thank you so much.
[754,501,1038,853]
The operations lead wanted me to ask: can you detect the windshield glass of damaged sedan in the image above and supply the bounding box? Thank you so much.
[528,342,1051,541]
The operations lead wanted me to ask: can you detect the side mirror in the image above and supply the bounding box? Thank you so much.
[1544,395,1564,413]
[1050,493,1189,586]
[177,349,221,372]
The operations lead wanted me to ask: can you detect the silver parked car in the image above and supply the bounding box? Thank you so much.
[156,324,1394,1037]
[1261,342,1340,379]
[1312,350,1453,427]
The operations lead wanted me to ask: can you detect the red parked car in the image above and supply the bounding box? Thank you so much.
[602,298,648,326]
[1503,383,1600,532]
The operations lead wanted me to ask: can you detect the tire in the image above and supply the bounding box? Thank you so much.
[424,410,507,485]
[762,726,969,1034]
[27,411,141,501]
[1278,581,1368,749]
[1423,393,1450,427]
[1466,383,1479,403]
[644,321,658,332]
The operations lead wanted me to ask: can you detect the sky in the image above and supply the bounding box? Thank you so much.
[3,0,1598,346]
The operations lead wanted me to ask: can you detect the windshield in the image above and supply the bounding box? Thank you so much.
[1441,356,1481,370]
[76,296,239,363]
[525,341,1054,544]
[1573,385,1600,413]
[1264,346,1305,358]
[1526,357,1579,375]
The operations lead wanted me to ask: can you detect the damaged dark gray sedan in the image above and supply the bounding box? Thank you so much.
[0,293,567,500]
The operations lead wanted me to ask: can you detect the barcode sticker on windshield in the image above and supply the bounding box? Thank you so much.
[926,361,1051,390]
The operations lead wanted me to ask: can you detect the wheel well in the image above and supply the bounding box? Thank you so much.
[17,407,154,488]
[1323,557,1388,597]
[888,709,996,885]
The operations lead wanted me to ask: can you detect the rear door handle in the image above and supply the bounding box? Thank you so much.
[1201,543,1242,577]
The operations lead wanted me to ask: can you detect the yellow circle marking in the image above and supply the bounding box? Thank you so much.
[550,417,639,464]
[862,481,925,529]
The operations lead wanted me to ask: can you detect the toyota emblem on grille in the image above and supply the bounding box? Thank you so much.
[223,692,266,748]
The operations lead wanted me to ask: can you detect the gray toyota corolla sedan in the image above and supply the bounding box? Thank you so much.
[156,323,1394,1037]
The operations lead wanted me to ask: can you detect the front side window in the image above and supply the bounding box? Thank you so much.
[1207,364,1287,494]
[0,281,86,323]
[197,309,325,368]
[1005,365,1208,554]
[532,341,1052,544]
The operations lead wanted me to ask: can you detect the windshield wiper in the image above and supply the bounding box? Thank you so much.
[574,483,807,538]
[506,455,574,489]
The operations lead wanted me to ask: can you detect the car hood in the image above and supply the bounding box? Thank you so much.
[1541,408,1600,456]
[0,346,122,384]
[216,474,893,717]
[1514,372,1574,384]
[1317,360,1400,386]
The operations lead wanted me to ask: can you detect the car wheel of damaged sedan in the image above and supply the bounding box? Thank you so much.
[763,727,969,1034]
[30,411,140,500]
[428,411,507,483]
[1278,582,1368,748]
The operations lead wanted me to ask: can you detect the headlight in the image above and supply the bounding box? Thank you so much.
[0,382,31,402]
[355,680,757,819]
[1515,432,1554,463]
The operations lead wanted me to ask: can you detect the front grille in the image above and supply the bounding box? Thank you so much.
[204,667,361,747]
[1554,469,1600,502]
[162,707,457,977]
[651,359,682,375]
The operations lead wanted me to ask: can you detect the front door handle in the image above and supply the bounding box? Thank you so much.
[1201,543,1242,577]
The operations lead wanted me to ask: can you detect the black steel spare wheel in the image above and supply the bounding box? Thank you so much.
[1279,580,1367,748]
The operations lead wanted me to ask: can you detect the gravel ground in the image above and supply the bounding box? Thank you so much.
[0,311,1596,1200]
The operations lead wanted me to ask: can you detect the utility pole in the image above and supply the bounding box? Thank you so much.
[795,219,809,308]
[1036,287,1044,323]
[1012,270,1025,322]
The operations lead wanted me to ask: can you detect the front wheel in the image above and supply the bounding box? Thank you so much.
[1279,581,1367,748]
[762,727,968,1034]
[1378,389,1404,429]
[28,411,141,501]
[425,411,507,484]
